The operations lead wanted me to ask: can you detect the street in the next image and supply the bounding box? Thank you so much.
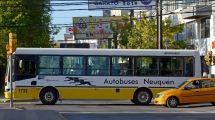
[62,113,215,120]
[1,100,215,120]
[2,100,215,113]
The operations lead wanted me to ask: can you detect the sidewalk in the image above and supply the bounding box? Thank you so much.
[0,110,66,120]
[0,94,8,103]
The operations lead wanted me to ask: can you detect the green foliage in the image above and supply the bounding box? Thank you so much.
[111,16,132,48]
[112,13,186,49]
[0,0,58,81]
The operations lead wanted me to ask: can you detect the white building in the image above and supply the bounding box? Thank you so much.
[105,0,215,75]
[161,0,214,74]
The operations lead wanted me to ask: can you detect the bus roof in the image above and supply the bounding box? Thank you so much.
[14,48,199,56]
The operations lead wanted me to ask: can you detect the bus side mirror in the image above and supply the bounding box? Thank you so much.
[19,60,23,69]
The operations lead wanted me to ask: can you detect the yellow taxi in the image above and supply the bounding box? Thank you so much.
[154,78,215,108]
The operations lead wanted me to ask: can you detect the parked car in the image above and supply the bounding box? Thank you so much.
[153,78,215,108]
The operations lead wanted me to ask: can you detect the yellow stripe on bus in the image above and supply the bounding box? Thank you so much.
[5,87,170,100]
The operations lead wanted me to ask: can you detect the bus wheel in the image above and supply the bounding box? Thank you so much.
[39,87,59,105]
[133,88,152,105]
[130,99,135,104]
[166,97,178,108]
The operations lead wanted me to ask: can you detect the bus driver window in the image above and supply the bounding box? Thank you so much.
[18,60,25,74]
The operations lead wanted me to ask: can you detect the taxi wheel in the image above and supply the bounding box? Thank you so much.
[166,97,179,108]
[211,102,215,106]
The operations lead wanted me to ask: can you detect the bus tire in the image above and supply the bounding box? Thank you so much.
[166,96,179,108]
[130,99,135,104]
[39,87,59,105]
[133,88,152,105]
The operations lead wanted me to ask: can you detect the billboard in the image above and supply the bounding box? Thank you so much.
[73,16,122,39]
[88,0,156,10]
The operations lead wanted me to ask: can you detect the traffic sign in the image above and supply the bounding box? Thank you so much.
[66,26,74,34]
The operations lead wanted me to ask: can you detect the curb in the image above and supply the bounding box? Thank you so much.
[0,98,9,103]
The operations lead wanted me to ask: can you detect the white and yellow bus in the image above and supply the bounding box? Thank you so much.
[5,48,201,105]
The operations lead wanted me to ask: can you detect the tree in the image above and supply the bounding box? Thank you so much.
[111,16,132,48]
[0,0,59,62]
[0,0,59,91]
[113,13,186,49]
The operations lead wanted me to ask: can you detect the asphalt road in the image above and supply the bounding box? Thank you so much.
[1,110,215,120]
[62,113,215,120]
[1,100,215,113]
[1,100,215,120]
[0,109,66,120]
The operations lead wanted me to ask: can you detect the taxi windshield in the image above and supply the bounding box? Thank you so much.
[177,81,187,88]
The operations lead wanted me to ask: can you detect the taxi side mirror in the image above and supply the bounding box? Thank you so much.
[183,87,191,90]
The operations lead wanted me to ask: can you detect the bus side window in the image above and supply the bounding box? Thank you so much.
[185,59,194,77]
[28,61,36,74]
[87,65,92,75]
[112,64,120,76]
[135,67,141,76]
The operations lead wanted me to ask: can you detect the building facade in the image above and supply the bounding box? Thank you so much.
[162,0,215,75]
[105,0,215,75]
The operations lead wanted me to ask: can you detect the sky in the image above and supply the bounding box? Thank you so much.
[51,1,103,41]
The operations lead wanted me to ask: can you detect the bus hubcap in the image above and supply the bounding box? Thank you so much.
[138,91,149,103]
[44,92,54,101]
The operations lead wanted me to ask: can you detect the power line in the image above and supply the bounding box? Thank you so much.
[0,1,211,8]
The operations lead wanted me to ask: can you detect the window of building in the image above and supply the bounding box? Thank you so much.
[175,22,196,41]
[201,18,210,38]
[186,22,196,39]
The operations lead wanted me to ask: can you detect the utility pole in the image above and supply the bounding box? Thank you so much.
[130,10,134,27]
[157,0,163,49]
[6,33,17,108]
[107,39,111,48]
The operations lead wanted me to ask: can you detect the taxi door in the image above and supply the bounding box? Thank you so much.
[180,87,204,104]
[198,80,215,102]
[180,80,215,104]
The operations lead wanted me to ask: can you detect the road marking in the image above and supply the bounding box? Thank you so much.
[59,111,215,114]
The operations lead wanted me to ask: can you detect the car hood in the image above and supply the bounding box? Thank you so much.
[158,88,179,95]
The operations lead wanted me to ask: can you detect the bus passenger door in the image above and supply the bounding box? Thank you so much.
[14,55,37,100]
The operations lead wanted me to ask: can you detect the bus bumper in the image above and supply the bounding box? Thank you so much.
[4,91,11,99]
